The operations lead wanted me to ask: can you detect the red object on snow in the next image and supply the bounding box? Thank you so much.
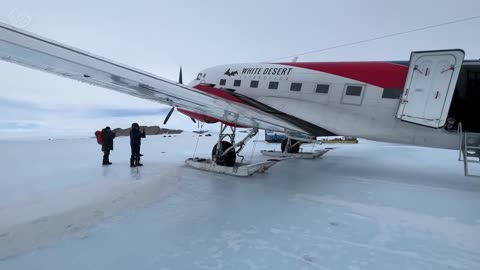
[95,130,102,145]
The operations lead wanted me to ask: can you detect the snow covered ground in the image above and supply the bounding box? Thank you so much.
[1,132,480,270]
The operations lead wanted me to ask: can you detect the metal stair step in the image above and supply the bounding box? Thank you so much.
[457,125,480,177]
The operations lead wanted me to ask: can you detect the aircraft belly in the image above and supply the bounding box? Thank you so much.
[255,96,458,149]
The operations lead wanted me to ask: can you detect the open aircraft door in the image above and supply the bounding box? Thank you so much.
[397,49,464,128]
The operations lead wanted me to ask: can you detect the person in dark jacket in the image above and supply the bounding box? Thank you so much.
[130,123,146,167]
[101,126,116,165]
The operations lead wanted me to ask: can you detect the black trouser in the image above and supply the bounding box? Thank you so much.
[130,145,141,165]
[103,150,110,164]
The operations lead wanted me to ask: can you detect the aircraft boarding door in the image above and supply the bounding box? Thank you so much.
[397,49,464,128]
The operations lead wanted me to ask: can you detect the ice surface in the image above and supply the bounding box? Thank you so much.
[1,132,480,269]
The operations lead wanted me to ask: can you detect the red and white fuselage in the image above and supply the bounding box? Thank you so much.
[188,50,477,150]
[0,24,474,152]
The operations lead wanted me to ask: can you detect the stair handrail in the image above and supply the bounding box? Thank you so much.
[458,122,464,161]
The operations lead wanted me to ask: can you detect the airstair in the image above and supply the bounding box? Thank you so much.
[458,123,480,177]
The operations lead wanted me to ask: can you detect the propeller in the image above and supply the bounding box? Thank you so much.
[163,106,175,125]
[163,66,196,125]
[178,66,183,84]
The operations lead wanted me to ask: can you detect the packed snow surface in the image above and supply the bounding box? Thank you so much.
[1,132,480,269]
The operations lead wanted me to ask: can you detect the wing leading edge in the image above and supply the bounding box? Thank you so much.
[0,23,312,137]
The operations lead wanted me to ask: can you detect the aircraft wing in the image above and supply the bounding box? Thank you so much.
[0,23,321,138]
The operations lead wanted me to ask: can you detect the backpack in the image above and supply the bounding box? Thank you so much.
[95,130,102,145]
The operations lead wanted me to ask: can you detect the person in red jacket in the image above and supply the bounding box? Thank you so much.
[100,126,116,165]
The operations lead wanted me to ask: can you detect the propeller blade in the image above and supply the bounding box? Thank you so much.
[190,117,197,123]
[163,107,175,125]
[178,66,183,84]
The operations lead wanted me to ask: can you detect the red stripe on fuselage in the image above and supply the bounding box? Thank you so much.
[277,62,408,89]
[177,108,219,123]
[179,84,251,127]
[177,108,245,128]
[193,84,249,106]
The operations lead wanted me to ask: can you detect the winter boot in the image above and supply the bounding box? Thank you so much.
[102,156,109,166]
[130,157,136,167]
[136,156,143,167]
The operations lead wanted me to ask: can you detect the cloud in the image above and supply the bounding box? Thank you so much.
[88,107,171,118]
[0,97,187,139]
[0,121,40,130]
[0,97,169,119]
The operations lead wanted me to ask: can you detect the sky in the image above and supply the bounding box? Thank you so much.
[0,0,479,138]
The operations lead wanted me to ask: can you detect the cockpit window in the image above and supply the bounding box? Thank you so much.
[196,73,202,80]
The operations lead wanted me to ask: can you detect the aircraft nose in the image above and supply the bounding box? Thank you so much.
[189,71,207,86]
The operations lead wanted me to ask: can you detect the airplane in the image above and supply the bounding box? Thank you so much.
[0,23,479,176]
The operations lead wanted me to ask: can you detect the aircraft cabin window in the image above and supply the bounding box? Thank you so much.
[250,80,259,88]
[382,88,402,99]
[345,85,363,96]
[234,80,241,87]
[341,84,365,105]
[269,81,279,90]
[219,79,226,86]
[290,83,302,91]
[316,84,329,93]
[196,73,202,80]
